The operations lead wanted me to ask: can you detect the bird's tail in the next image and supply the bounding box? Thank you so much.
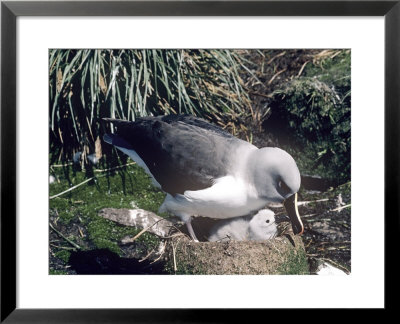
[103,133,114,145]
[103,133,134,150]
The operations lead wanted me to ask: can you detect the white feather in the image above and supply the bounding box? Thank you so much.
[159,176,267,220]
[208,209,277,242]
[113,146,161,189]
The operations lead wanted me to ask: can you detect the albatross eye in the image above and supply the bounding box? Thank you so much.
[278,180,291,197]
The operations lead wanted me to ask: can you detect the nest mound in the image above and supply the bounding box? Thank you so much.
[99,208,309,275]
[163,235,308,275]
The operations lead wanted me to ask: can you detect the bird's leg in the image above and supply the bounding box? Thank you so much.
[185,218,199,242]
[173,211,199,242]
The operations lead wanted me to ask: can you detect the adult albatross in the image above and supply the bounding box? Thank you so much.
[103,115,303,241]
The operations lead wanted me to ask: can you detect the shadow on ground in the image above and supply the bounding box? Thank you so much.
[68,249,167,274]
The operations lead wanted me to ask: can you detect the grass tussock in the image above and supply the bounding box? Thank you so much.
[49,49,252,164]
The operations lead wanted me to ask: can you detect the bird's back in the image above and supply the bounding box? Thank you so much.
[104,115,245,195]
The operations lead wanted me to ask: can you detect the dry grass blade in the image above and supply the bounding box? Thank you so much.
[50,176,95,199]
[49,222,82,250]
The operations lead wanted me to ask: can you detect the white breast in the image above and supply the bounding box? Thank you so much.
[160,176,268,220]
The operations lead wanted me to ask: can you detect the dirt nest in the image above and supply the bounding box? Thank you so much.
[163,234,308,275]
[95,207,309,275]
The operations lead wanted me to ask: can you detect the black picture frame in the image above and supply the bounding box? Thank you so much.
[1,0,398,322]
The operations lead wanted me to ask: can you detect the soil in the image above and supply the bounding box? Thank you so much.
[162,235,308,275]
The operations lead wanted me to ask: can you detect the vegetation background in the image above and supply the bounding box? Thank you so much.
[49,49,351,274]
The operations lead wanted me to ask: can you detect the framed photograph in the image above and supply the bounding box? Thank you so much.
[1,0,397,321]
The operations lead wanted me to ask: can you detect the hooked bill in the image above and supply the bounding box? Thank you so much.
[283,192,304,235]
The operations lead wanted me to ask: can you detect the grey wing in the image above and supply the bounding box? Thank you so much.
[160,114,234,139]
[104,117,238,195]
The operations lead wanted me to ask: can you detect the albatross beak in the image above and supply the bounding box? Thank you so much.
[283,193,304,235]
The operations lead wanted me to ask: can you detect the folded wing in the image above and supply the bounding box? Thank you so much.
[104,116,239,195]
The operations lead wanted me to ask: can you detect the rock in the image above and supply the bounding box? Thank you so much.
[316,262,348,275]
[98,208,174,238]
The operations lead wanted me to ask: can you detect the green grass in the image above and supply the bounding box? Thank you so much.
[49,162,165,257]
[275,248,309,275]
[54,250,71,263]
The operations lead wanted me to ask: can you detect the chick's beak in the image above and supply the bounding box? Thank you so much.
[283,192,304,235]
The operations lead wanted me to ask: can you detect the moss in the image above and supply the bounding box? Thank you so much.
[86,216,160,255]
[269,50,351,183]
[55,250,71,263]
[174,262,204,275]
[49,269,69,275]
[50,163,164,257]
[304,50,351,93]
[275,248,309,275]
[50,199,76,225]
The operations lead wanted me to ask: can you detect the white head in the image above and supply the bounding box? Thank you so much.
[248,209,277,240]
[249,147,303,235]
[250,147,301,203]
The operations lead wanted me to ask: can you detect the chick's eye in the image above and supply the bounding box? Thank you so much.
[266,219,270,223]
